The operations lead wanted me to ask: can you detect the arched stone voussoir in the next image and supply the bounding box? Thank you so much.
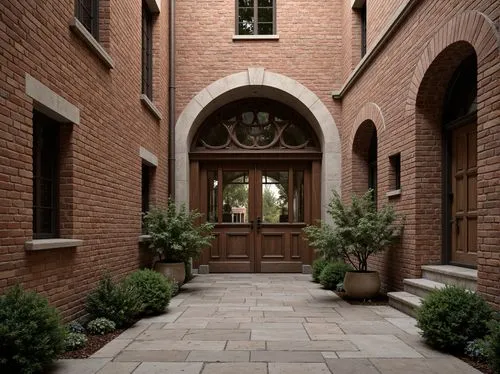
[349,102,385,151]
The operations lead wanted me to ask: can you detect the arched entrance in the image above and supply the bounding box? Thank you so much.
[351,120,378,201]
[190,99,321,272]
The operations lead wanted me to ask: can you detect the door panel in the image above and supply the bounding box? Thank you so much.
[197,161,314,273]
[450,122,477,266]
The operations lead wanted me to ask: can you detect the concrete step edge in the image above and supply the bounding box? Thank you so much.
[421,265,477,281]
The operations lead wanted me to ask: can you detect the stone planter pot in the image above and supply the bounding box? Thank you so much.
[154,262,185,284]
[343,271,380,299]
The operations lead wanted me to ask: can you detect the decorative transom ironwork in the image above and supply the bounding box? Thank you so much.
[192,99,319,151]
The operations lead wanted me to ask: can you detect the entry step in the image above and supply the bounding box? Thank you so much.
[403,278,446,298]
[421,265,477,291]
[388,291,422,318]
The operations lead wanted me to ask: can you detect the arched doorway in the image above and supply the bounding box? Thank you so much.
[443,53,478,267]
[190,99,322,272]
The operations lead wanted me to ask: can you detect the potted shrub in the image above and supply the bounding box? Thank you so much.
[304,190,403,298]
[143,198,214,284]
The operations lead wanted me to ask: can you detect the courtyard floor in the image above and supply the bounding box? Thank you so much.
[52,274,480,374]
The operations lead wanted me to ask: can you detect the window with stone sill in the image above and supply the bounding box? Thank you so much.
[75,0,99,40]
[237,0,276,36]
[142,1,154,99]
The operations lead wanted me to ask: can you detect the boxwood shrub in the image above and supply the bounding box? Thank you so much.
[312,258,328,283]
[417,285,492,353]
[319,261,353,290]
[124,269,173,315]
[0,285,66,373]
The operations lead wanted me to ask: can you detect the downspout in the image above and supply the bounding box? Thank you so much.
[168,0,176,199]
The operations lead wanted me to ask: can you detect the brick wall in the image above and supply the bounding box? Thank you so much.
[0,0,169,320]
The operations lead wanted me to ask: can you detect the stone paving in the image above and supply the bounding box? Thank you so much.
[51,274,480,374]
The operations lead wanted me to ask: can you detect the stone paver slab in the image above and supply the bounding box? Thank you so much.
[126,340,226,351]
[201,363,267,374]
[183,329,250,341]
[51,359,110,374]
[251,328,309,341]
[114,350,189,362]
[385,317,421,335]
[267,340,356,351]
[339,320,405,335]
[268,363,331,374]
[132,362,203,374]
[304,323,344,340]
[136,329,187,340]
[325,358,380,374]
[116,324,150,339]
[186,350,250,362]
[338,335,423,358]
[95,362,139,374]
[371,358,482,373]
[251,351,324,363]
[395,334,448,358]
[91,339,132,358]
[226,340,266,350]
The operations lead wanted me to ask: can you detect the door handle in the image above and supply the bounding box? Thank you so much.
[256,216,262,233]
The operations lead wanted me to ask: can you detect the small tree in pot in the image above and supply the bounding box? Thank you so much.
[304,190,403,298]
[143,198,214,285]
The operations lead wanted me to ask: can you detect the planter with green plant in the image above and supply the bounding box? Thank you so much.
[143,198,215,285]
[304,190,403,298]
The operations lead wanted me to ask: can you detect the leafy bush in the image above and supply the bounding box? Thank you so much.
[312,258,328,283]
[319,261,353,290]
[465,339,488,361]
[64,332,87,351]
[417,286,492,352]
[0,285,66,373]
[143,199,215,264]
[170,281,180,297]
[87,317,116,335]
[67,321,85,334]
[483,319,500,373]
[124,269,172,315]
[304,190,403,271]
[86,275,142,328]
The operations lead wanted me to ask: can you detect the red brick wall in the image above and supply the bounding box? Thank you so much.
[0,0,169,320]
[340,1,499,307]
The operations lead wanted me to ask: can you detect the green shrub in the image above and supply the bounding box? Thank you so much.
[319,261,353,290]
[417,286,492,352]
[124,269,172,315]
[86,275,142,328]
[483,319,500,373]
[312,258,328,283]
[170,281,180,297]
[64,332,87,351]
[0,285,66,373]
[67,321,85,334]
[86,317,116,335]
[465,339,488,361]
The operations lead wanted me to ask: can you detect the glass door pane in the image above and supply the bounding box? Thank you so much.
[261,171,288,223]
[207,170,218,223]
[222,171,249,223]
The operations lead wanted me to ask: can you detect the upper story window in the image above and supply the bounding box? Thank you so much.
[142,2,153,99]
[360,2,367,57]
[75,0,99,40]
[237,0,275,35]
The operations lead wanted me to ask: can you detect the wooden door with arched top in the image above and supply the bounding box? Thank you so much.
[189,99,322,273]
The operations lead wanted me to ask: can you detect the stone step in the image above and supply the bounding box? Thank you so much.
[403,278,446,298]
[387,291,422,318]
[421,265,477,291]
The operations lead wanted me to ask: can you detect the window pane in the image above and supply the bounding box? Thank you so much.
[258,7,273,23]
[238,7,254,22]
[207,171,218,223]
[258,0,273,6]
[293,171,304,222]
[282,123,308,147]
[223,172,249,223]
[239,0,253,6]
[258,23,273,35]
[262,171,288,223]
[198,122,229,147]
[239,22,254,35]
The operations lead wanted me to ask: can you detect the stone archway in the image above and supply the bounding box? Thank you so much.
[175,68,341,220]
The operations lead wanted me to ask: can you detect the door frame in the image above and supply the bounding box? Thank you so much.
[441,112,477,268]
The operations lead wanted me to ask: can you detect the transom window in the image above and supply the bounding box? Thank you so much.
[75,0,99,39]
[193,99,319,152]
[237,0,275,35]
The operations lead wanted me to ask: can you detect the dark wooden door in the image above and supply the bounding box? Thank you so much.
[450,122,477,266]
[196,161,316,272]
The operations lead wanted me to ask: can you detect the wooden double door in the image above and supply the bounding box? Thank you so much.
[192,160,320,272]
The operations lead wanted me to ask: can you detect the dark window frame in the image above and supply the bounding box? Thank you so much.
[360,2,367,57]
[75,0,99,40]
[389,153,401,191]
[33,112,60,239]
[236,0,276,36]
[142,2,154,99]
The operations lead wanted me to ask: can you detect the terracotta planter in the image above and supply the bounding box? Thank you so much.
[343,271,380,299]
[154,262,186,284]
